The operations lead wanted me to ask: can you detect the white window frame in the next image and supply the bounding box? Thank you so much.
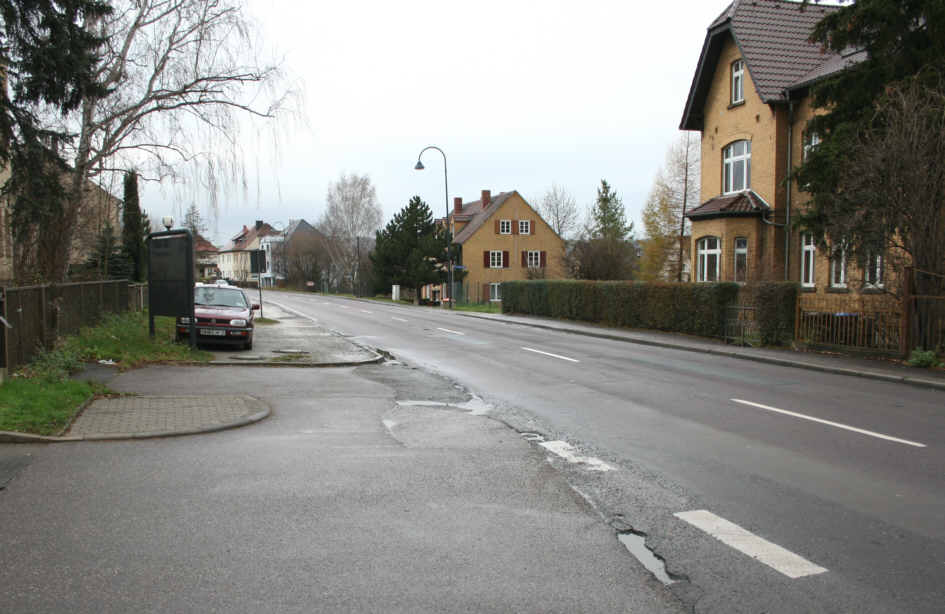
[803,131,821,161]
[519,220,531,235]
[489,250,503,269]
[527,250,541,268]
[731,59,744,104]
[499,220,512,235]
[696,236,721,282]
[865,253,884,288]
[723,140,751,194]
[801,233,816,288]
[489,283,501,302]
[830,244,847,289]
[734,237,748,283]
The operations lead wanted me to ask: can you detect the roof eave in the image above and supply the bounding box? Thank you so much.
[680,21,734,131]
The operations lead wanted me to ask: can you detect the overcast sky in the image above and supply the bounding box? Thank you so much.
[142,0,734,245]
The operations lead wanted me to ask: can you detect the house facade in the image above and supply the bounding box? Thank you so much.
[217,220,280,284]
[681,0,883,298]
[194,233,220,279]
[429,190,565,303]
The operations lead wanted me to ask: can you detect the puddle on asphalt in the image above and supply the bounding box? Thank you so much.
[618,532,675,586]
[273,349,310,355]
[396,400,450,407]
[229,355,266,361]
[454,395,492,415]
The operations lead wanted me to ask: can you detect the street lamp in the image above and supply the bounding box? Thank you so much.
[414,145,453,309]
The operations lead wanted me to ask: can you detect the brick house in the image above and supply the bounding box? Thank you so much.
[425,190,565,303]
[680,0,886,299]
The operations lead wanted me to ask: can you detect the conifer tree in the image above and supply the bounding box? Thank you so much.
[121,171,145,281]
[371,196,446,301]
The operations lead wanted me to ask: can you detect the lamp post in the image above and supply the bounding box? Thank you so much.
[414,145,453,309]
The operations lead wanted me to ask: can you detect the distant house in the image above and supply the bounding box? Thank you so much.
[424,190,565,303]
[194,233,220,279]
[217,220,280,284]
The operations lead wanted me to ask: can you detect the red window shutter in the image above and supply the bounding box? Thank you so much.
[483,250,490,267]
[530,219,536,235]
[494,220,500,234]
[502,251,509,268]
[521,251,527,267]
[483,284,490,301]
[540,251,547,267]
[512,221,519,235]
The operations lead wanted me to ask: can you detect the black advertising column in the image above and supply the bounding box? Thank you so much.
[147,229,196,347]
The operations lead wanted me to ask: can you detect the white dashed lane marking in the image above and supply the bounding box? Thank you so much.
[675,510,827,579]
[360,309,373,314]
[731,399,926,448]
[392,317,408,323]
[522,347,580,363]
[437,327,465,336]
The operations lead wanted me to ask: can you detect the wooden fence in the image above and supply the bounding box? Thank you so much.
[0,281,147,372]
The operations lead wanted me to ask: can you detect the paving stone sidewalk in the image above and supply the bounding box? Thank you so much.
[66,395,269,440]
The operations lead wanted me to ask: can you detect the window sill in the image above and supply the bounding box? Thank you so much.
[800,286,817,293]
[827,287,850,294]
[728,100,745,110]
[861,286,886,295]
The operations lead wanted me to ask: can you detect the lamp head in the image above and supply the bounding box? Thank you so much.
[414,160,424,171]
[161,216,174,230]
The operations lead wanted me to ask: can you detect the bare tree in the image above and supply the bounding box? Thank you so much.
[27,0,296,281]
[318,173,382,293]
[538,184,579,239]
[640,133,700,281]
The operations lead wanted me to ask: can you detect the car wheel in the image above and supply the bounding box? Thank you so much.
[245,339,253,351]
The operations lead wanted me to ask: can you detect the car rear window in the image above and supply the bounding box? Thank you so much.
[195,287,248,308]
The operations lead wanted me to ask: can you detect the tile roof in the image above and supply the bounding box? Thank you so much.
[685,190,771,219]
[731,0,838,102]
[451,191,516,244]
[223,222,280,251]
[681,0,853,130]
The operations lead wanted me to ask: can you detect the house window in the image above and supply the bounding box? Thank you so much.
[801,233,816,288]
[489,250,503,269]
[696,236,720,282]
[830,245,847,288]
[865,253,884,288]
[519,220,531,235]
[489,283,501,302]
[731,59,744,104]
[734,237,748,283]
[723,140,751,194]
[499,220,512,234]
[803,130,821,161]
[527,250,541,268]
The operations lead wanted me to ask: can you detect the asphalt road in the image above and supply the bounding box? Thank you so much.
[267,291,945,614]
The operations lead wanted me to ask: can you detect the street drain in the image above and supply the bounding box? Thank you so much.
[618,531,675,586]
[273,349,310,355]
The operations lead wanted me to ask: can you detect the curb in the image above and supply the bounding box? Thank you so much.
[0,400,272,444]
[188,354,384,368]
[456,312,945,392]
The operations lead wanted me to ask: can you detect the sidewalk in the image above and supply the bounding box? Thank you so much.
[454,310,945,391]
[0,303,380,443]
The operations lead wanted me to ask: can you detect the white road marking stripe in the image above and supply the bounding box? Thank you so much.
[675,510,827,579]
[522,346,580,363]
[437,327,465,336]
[360,309,373,314]
[392,317,408,323]
[539,441,615,471]
[731,399,926,448]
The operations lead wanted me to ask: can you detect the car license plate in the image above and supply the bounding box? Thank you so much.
[201,328,226,336]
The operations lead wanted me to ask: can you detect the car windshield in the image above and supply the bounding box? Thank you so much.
[194,287,248,308]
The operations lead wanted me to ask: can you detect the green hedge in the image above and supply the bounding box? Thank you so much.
[501,280,740,338]
[741,282,798,346]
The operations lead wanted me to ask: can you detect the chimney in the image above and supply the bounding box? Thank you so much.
[481,190,491,209]
[453,197,463,215]
[255,220,263,230]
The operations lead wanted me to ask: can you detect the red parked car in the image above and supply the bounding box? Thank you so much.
[176,282,259,350]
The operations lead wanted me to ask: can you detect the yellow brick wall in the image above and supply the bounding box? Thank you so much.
[457,192,565,301]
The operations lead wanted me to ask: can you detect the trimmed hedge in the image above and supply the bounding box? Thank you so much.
[741,282,799,346]
[501,280,740,338]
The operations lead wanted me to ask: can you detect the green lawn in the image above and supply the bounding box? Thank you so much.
[0,310,211,435]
